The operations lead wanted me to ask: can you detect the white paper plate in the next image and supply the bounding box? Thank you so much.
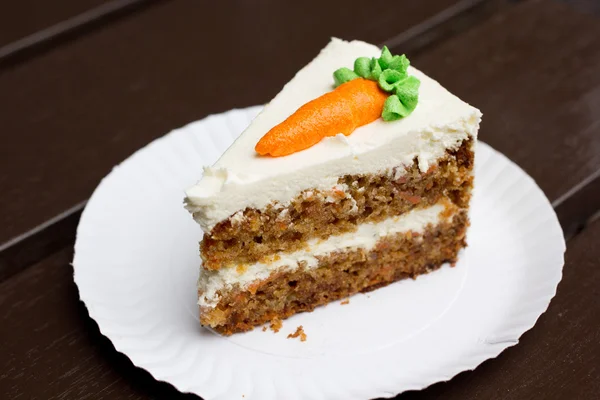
[73,106,565,400]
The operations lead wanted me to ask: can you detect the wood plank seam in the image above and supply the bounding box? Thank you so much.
[0,0,163,69]
[381,0,492,51]
[553,168,600,238]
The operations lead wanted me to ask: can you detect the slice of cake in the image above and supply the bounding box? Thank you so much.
[185,38,481,335]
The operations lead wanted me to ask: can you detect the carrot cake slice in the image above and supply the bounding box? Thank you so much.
[185,38,481,335]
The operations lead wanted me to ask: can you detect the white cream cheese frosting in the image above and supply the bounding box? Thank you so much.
[198,203,448,307]
[185,38,481,232]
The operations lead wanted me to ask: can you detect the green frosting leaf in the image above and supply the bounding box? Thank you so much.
[388,54,410,74]
[369,57,382,80]
[354,57,371,78]
[382,95,404,121]
[394,75,420,113]
[333,67,359,87]
[378,69,406,92]
[333,46,420,121]
[378,46,393,69]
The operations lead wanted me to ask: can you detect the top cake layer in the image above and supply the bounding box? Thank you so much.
[185,38,481,232]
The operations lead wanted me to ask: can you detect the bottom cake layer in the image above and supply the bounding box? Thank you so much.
[200,210,468,335]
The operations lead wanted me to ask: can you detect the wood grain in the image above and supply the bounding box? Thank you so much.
[0,0,462,247]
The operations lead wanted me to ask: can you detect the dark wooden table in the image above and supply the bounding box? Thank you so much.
[1,0,599,399]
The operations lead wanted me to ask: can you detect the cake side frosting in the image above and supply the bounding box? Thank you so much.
[185,38,482,232]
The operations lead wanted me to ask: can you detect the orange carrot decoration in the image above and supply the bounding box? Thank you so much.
[255,78,387,157]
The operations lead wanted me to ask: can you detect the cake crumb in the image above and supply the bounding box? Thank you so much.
[287,326,307,342]
[269,317,282,333]
[341,298,350,305]
[262,326,267,332]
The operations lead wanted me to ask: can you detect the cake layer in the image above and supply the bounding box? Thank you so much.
[198,201,459,307]
[199,208,468,335]
[199,138,473,270]
[184,39,481,233]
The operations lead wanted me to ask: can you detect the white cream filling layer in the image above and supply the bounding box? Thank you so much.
[185,38,481,232]
[198,203,448,307]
